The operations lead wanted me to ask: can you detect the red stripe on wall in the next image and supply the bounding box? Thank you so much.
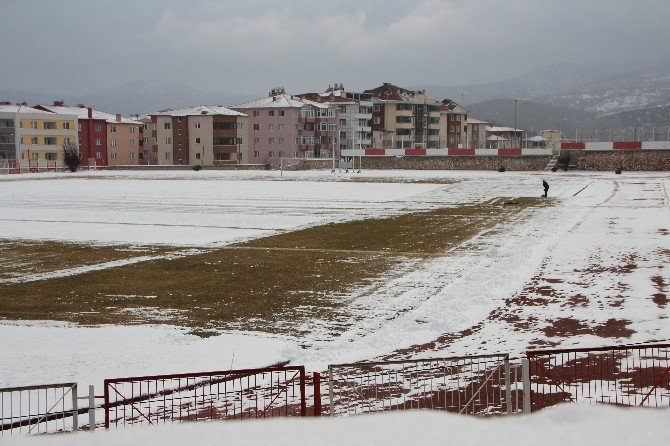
[405,148,427,156]
[365,148,386,156]
[447,148,475,156]
[613,141,642,150]
[561,142,585,150]
[498,148,522,156]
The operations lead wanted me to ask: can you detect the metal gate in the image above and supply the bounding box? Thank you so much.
[1,383,79,436]
[328,354,522,416]
[527,342,670,411]
[104,366,306,428]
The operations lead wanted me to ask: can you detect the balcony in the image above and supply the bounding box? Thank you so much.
[0,126,15,134]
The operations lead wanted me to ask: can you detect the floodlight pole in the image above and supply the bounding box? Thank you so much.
[514,99,517,148]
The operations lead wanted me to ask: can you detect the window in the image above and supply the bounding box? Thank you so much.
[130,139,135,146]
[64,137,71,144]
[95,151,102,158]
[110,139,117,147]
[396,129,411,136]
[111,152,117,160]
[254,150,260,157]
[268,124,274,131]
[268,111,275,117]
[32,152,39,160]
[294,109,300,117]
[165,137,171,144]
[294,151,298,158]
[164,122,171,130]
[165,152,171,160]
[429,129,440,136]
[177,129,182,135]
[254,137,260,144]
[268,151,275,157]
[196,153,201,160]
[95,124,102,132]
[195,137,201,144]
[396,103,413,111]
[278,151,284,158]
[339,119,346,126]
[62,122,70,130]
[373,105,380,112]
[278,124,284,131]
[278,138,284,144]
[178,143,182,149]
[30,137,38,144]
[268,138,274,144]
[45,153,57,160]
[396,116,412,124]
[44,137,57,145]
[338,105,347,113]
[177,117,182,122]
[373,117,380,125]
[130,126,135,133]
[30,121,37,129]
[130,152,135,160]
[278,110,285,116]
[195,121,201,128]
[78,137,82,145]
[253,124,260,130]
[19,137,24,144]
[43,122,56,130]
[253,110,259,117]
[430,117,440,124]
[110,125,116,133]
[77,124,81,131]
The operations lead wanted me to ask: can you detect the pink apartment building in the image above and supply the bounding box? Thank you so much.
[233,92,338,163]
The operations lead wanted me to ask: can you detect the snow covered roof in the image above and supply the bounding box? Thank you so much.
[0,105,55,115]
[37,105,142,124]
[467,118,490,125]
[234,94,328,109]
[487,135,509,141]
[487,126,522,133]
[152,105,247,117]
[525,136,548,142]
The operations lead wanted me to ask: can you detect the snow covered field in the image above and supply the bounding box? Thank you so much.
[1,169,669,391]
[4,404,669,446]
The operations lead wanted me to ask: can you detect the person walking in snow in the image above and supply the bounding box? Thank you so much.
[543,180,549,198]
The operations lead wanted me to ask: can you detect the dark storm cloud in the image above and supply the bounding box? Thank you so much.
[1,0,669,95]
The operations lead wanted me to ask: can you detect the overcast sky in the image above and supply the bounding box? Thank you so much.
[2,0,669,96]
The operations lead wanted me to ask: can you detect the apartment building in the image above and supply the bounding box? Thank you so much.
[298,84,373,154]
[35,102,108,166]
[486,126,523,149]
[105,113,143,165]
[467,118,490,150]
[366,83,454,150]
[147,106,248,165]
[233,91,336,162]
[0,103,77,167]
[442,100,468,149]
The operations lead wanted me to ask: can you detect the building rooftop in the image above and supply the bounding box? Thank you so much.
[152,105,247,117]
[0,104,57,115]
[488,126,523,133]
[233,94,327,109]
[37,104,142,124]
[467,118,490,125]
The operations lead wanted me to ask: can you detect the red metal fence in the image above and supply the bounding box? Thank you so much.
[527,343,670,411]
[104,366,306,428]
[327,354,522,416]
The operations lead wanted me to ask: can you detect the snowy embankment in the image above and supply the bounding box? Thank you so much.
[6,405,669,446]
[1,170,669,390]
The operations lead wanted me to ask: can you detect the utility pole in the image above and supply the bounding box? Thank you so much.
[514,99,518,148]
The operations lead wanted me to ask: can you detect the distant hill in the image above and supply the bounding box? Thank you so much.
[414,63,616,104]
[0,80,259,115]
[466,99,597,134]
[467,99,670,138]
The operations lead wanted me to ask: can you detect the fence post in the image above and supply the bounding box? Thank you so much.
[88,385,95,431]
[521,358,531,414]
[299,367,307,417]
[313,372,322,417]
[504,357,512,415]
[71,384,79,432]
[103,380,110,429]
[328,366,334,417]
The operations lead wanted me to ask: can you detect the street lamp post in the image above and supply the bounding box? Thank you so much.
[514,99,518,148]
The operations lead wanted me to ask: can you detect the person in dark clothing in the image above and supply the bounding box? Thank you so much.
[543,180,549,197]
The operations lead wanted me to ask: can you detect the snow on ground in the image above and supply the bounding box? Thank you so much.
[1,169,669,388]
[0,321,294,390]
[5,405,669,446]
